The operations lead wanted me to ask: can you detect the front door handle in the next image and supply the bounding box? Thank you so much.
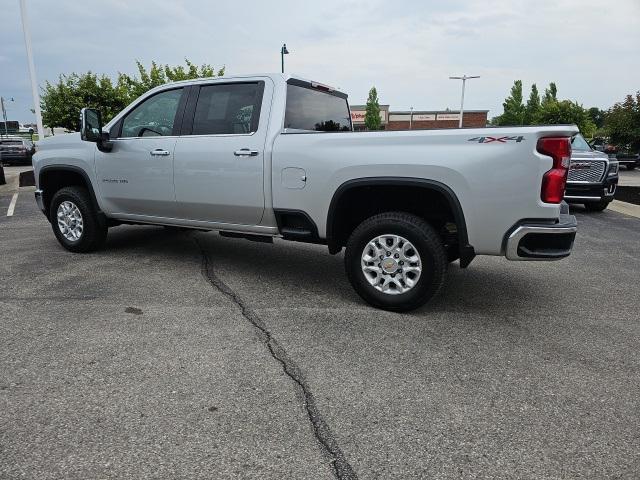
[150,149,170,156]
[234,148,259,157]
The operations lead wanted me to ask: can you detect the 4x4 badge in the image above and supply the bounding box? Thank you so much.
[468,136,525,143]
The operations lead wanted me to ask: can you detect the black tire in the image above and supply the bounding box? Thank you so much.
[49,186,107,252]
[584,200,610,212]
[345,212,447,312]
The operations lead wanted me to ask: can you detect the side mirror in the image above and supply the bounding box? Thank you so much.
[80,108,102,142]
[80,107,113,152]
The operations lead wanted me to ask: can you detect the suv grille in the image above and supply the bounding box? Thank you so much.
[568,160,606,183]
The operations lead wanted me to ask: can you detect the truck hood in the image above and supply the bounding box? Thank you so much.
[571,150,609,161]
[35,132,81,151]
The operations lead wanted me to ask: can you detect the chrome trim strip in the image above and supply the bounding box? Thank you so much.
[565,195,602,200]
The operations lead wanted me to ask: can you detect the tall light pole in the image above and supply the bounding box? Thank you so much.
[449,75,480,128]
[19,0,45,141]
[281,43,290,74]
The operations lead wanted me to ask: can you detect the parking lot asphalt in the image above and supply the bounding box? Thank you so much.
[1,182,639,479]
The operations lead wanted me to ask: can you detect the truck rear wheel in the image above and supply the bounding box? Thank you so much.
[49,186,107,252]
[344,212,447,312]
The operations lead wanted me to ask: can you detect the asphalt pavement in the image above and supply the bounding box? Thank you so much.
[1,177,639,479]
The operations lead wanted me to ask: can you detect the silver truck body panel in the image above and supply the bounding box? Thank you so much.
[33,73,578,257]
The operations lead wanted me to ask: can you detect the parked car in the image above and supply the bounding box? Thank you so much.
[32,74,578,311]
[0,136,35,165]
[565,134,619,212]
[615,152,639,171]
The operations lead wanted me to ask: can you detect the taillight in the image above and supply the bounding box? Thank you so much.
[537,137,571,204]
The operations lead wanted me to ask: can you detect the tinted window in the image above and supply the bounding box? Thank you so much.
[284,84,351,132]
[121,88,183,138]
[191,83,263,135]
[571,134,591,151]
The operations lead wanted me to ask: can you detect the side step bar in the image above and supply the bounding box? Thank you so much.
[219,231,274,243]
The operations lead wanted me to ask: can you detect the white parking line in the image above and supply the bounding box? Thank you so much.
[7,192,18,217]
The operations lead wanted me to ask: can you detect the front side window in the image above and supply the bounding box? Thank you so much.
[284,84,351,132]
[191,83,263,135]
[120,88,183,138]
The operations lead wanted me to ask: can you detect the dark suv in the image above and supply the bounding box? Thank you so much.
[0,137,36,166]
[565,134,619,212]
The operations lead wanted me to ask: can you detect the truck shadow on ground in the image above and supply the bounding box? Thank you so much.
[103,225,548,317]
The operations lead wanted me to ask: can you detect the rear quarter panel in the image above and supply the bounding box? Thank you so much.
[271,125,578,255]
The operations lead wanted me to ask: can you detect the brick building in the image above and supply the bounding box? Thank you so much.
[349,105,488,131]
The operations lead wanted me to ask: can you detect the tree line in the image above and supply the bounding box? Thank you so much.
[41,59,224,132]
[492,80,640,152]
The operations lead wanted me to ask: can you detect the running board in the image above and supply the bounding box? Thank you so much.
[219,231,273,243]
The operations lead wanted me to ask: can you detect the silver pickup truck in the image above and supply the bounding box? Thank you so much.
[32,74,578,311]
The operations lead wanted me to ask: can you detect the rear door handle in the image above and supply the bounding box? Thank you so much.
[150,149,170,156]
[234,148,259,157]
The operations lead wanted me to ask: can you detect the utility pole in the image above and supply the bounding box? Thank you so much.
[19,0,45,140]
[449,75,480,128]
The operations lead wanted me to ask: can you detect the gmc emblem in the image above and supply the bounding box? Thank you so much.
[570,162,591,170]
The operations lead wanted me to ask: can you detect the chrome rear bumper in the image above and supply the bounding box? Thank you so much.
[505,212,577,261]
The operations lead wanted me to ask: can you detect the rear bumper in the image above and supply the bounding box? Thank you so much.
[565,177,617,203]
[0,153,32,164]
[505,211,577,261]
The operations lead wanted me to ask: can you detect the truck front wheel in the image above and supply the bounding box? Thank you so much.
[49,186,107,252]
[344,212,447,312]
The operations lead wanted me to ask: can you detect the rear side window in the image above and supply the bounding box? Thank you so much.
[191,83,264,135]
[284,84,351,132]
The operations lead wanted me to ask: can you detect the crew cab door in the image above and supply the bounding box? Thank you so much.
[173,79,270,225]
[95,87,187,218]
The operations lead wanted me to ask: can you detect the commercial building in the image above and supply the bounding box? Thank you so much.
[349,105,488,131]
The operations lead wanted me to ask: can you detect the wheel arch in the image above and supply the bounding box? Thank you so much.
[326,177,475,267]
[39,165,102,217]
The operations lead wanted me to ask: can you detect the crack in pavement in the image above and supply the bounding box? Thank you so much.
[195,237,358,480]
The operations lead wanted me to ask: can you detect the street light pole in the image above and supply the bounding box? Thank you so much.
[449,75,480,128]
[19,0,45,140]
[280,43,289,74]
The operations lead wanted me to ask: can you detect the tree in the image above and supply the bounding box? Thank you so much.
[117,59,224,106]
[364,86,382,131]
[536,99,596,138]
[587,107,606,129]
[605,92,640,151]
[492,80,596,136]
[41,72,127,131]
[542,82,557,105]
[493,80,525,126]
[41,59,223,131]
[524,84,541,124]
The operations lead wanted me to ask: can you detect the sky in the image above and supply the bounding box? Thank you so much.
[1,0,639,124]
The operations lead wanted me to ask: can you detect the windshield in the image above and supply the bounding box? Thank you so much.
[571,134,591,151]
